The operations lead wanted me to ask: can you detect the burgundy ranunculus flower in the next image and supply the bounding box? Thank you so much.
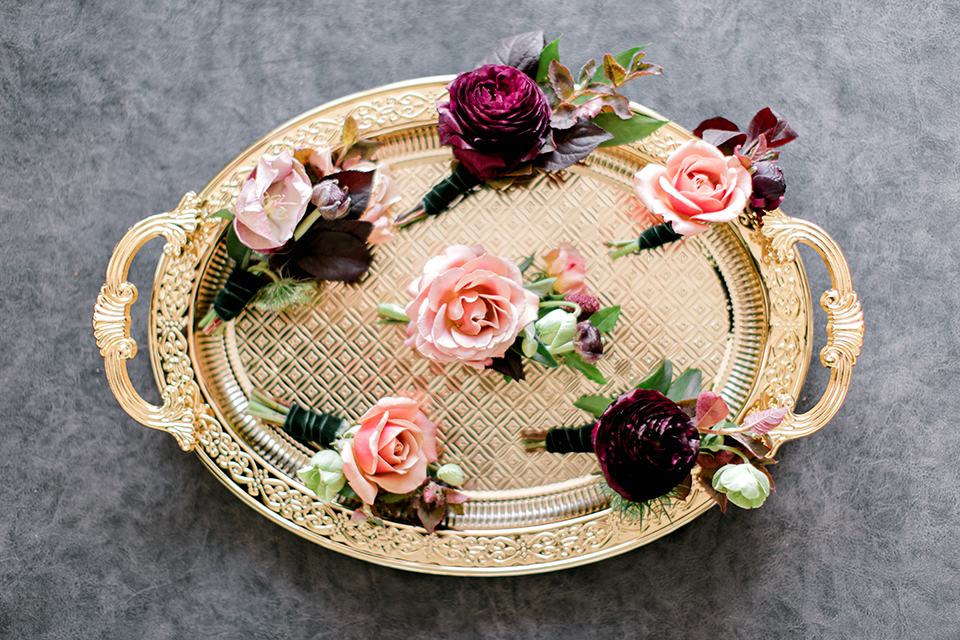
[437,64,552,180]
[750,161,786,211]
[592,389,700,503]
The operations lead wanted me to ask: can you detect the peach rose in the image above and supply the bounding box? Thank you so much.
[633,139,751,236]
[344,158,402,245]
[544,243,587,295]
[233,150,313,252]
[404,244,540,369]
[340,397,439,505]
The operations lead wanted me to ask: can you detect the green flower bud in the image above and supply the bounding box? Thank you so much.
[712,463,770,509]
[536,309,577,353]
[436,463,466,487]
[297,449,347,503]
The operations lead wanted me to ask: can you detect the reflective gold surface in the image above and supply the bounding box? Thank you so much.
[95,78,863,575]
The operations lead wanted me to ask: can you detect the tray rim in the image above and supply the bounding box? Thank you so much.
[93,78,863,575]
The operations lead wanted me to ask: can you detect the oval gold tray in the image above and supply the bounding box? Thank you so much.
[94,78,863,576]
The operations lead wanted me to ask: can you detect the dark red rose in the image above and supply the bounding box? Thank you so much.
[437,64,551,180]
[750,161,786,211]
[592,389,699,503]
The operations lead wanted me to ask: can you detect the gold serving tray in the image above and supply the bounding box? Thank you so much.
[94,78,863,576]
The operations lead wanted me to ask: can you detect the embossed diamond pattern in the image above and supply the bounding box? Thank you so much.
[235,142,733,491]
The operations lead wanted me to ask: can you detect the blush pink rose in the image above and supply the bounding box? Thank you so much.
[340,397,439,505]
[544,243,588,295]
[404,244,540,369]
[633,139,752,236]
[233,150,313,252]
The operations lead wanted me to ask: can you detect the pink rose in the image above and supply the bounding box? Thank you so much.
[544,243,587,295]
[633,139,752,236]
[344,158,403,245]
[404,244,540,369]
[340,397,439,505]
[233,150,313,251]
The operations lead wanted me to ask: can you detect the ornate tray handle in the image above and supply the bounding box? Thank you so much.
[94,192,208,451]
[761,210,864,453]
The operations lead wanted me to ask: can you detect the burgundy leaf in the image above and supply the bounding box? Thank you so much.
[697,449,734,470]
[478,30,545,78]
[324,170,374,219]
[548,60,575,102]
[600,94,632,120]
[742,406,788,436]
[746,108,797,148]
[578,58,597,86]
[729,432,771,459]
[697,468,728,513]
[693,117,740,138]
[695,391,729,431]
[537,117,612,171]
[271,219,373,282]
[550,102,579,130]
[417,500,447,533]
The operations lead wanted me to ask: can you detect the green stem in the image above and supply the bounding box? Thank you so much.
[377,302,410,323]
[708,443,752,463]
[608,240,640,259]
[248,262,281,283]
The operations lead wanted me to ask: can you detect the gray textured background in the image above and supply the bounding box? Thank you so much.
[2,0,957,638]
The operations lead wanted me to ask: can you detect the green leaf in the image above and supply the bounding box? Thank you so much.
[517,252,536,275]
[529,339,559,368]
[207,208,234,222]
[225,223,251,265]
[635,358,672,394]
[667,368,703,402]
[590,46,645,83]
[602,53,627,87]
[589,305,621,333]
[593,112,668,148]
[536,35,562,84]
[574,394,615,418]
[524,277,556,297]
[378,491,408,504]
[565,352,607,384]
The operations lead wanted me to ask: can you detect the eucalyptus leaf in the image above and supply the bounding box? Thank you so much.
[589,305,621,333]
[635,358,672,395]
[565,352,607,384]
[536,35,562,84]
[667,368,703,402]
[593,112,668,148]
[573,394,615,418]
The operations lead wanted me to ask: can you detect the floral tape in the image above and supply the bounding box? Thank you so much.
[282,403,346,447]
[545,423,595,454]
[212,268,267,322]
[421,164,482,217]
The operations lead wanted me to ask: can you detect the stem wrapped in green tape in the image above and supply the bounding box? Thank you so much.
[212,267,267,323]
[396,164,482,226]
[637,222,683,251]
[282,403,347,448]
[544,423,596,454]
